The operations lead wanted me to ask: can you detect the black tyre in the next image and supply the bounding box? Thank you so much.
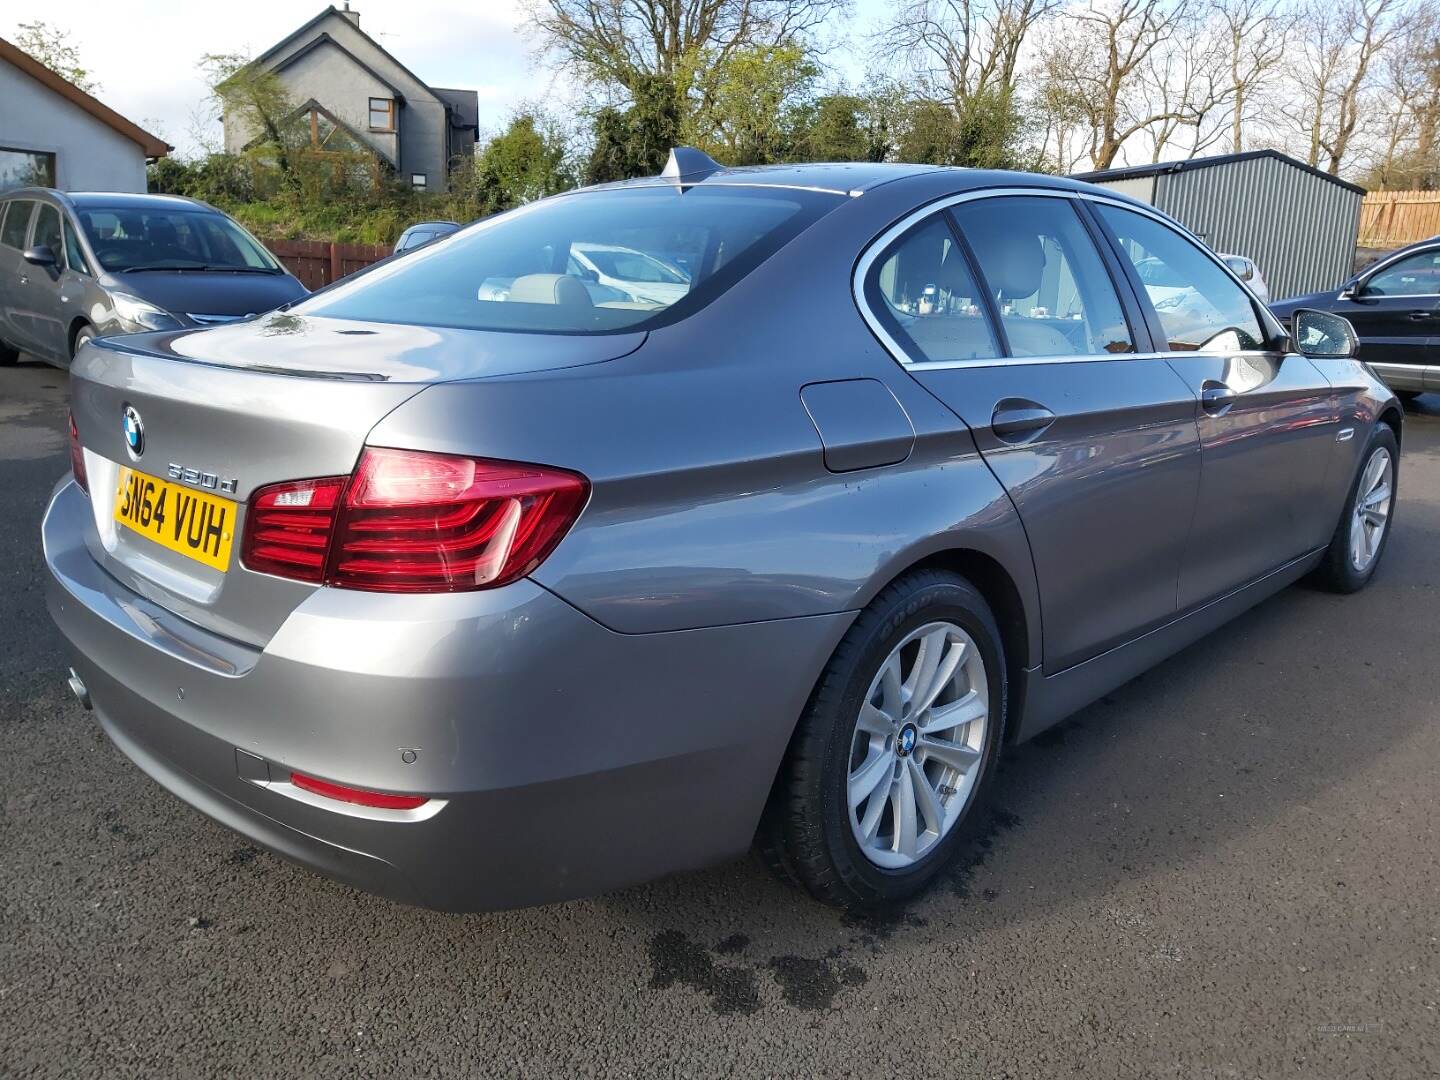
[0,340,17,366]
[1397,389,1422,405]
[70,325,94,363]
[758,569,1007,909]
[1315,424,1398,593]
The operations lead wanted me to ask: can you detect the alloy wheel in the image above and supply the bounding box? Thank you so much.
[847,621,988,869]
[1350,446,1393,572]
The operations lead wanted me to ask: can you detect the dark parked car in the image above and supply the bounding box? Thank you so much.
[1271,235,1440,399]
[394,220,461,255]
[46,151,1400,912]
[0,189,307,368]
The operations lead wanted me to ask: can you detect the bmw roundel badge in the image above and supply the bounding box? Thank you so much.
[122,404,144,458]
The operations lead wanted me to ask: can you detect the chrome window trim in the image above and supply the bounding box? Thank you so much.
[853,186,1283,370]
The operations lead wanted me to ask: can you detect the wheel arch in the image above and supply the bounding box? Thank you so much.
[752,542,1037,856]
[1378,404,1403,450]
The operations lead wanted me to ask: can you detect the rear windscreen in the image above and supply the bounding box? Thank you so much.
[293,185,844,334]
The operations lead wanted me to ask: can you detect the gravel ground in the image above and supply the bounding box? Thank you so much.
[1,359,1436,1078]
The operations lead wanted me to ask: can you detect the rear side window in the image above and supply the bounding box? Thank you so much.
[863,214,1000,364]
[0,200,32,249]
[295,186,844,334]
[1096,205,1266,351]
[953,196,1133,357]
[32,204,62,257]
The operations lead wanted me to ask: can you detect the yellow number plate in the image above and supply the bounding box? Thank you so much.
[113,466,236,572]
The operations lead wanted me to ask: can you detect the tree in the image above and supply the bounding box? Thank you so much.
[1034,0,1201,169]
[688,44,818,163]
[13,21,98,94]
[1136,15,1231,161]
[471,112,574,211]
[789,92,894,161]
[582,74,683,182]
[201,53,303,184]
[876,0,1061,106]
[893,87,1033,167]
[526,0,847,138]
[1211,0,1289,154]
[1284,0,1412,173]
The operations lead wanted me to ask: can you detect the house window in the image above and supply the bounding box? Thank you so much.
[369,98,394,131]
[0,147,56,193]
[411,174,427,190]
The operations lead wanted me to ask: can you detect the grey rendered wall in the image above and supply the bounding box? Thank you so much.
[0,60,148,192]
[258,44,400,167]
[1152,158,1361,300]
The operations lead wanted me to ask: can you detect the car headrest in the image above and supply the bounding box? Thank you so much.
[507,274,594,307]
[965,225,1046,300]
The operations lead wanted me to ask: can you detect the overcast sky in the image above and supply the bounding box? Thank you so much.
[4,1,884,158]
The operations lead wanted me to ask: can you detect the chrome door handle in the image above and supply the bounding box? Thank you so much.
[1407,310,1435,321]
[991,401,1056,440]
[1200,382,1237,413]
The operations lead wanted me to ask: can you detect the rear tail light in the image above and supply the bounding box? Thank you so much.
[240,448,588,593]
[289,770,428,811]
[240,477,345,582]
[68,412,88,493]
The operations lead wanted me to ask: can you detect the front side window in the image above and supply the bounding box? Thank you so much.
[295,185,843,334]
[0,147,55,192]
[1364,248,1440,296]
[32,204,62,256]
[1097,204,1266,351]
[369,98,394,131]
[953,196,1133,357]
[75,208,279,273]
[863,214,999,364]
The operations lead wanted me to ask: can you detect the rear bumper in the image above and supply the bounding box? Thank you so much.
[44,479,852,911]
[1369,362,1440,393]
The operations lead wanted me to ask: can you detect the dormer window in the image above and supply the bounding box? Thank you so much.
[369,98,394,132]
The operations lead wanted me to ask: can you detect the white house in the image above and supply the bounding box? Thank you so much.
[0,36,169,193]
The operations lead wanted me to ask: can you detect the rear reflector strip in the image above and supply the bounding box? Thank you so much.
[288,771,428,811]
[68,412,88,493]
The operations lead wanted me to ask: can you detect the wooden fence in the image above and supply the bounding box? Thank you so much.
[264,239,391,291]
[1359,190,1440,249]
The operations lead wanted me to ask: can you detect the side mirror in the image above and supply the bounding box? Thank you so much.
[1292,308,1359,359]
[22,244,56,267]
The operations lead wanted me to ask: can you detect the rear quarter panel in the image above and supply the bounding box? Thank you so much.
[366,173,1043,663]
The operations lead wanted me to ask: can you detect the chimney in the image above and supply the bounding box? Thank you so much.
[339,2,360,26]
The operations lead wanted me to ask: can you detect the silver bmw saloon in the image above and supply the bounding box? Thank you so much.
[44,151,1400,912]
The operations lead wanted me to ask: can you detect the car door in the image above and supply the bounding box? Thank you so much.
[860,194,1203,673]
[1091,202,1340,610]
[1335,246,1440,369]
[0,198,38,351]
[23,202,70,362]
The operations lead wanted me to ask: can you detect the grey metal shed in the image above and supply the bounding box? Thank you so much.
[1074,150,1365,302]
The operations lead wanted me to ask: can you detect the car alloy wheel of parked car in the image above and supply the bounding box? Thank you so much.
[45,148,1402,913]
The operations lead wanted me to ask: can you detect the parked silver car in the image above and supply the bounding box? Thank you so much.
[0,189,306,367]
[44,151,1399,912]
